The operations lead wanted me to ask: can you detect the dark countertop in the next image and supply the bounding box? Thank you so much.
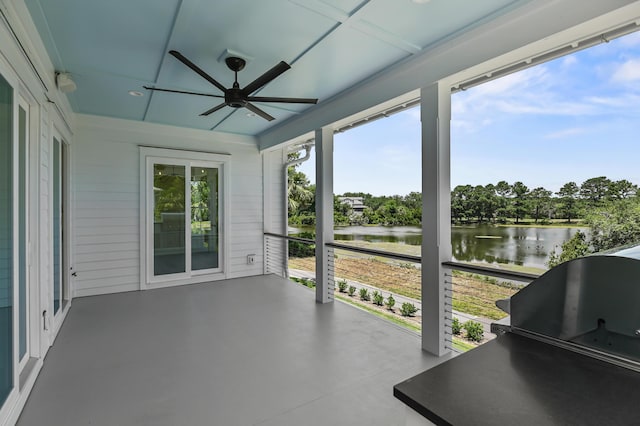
[394,333,640,426]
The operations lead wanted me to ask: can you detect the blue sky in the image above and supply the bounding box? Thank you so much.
[297,31,640,195]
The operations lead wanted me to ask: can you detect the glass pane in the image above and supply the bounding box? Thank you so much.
[53,138,60,313]
[61,143,66,308]
[0,73,14,405]
[191,167,219,270]
[153,164,186,275]
[18,106,26,361]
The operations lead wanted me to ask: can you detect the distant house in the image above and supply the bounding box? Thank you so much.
[338,196,366,215]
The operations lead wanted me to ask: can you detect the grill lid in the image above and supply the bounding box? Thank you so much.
[506,244,640,366]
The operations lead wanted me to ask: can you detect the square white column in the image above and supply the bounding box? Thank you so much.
[421,82,452,356]
[315,127,334,304]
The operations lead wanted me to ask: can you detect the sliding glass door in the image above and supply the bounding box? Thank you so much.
[52,134,68,323]
[147,154,222,285]
[153,163,186,276]
[190,166,219,271]
[0,71,13,407]
[17,99,28,370]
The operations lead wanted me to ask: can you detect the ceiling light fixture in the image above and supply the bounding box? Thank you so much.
[128,90,144,97]
[411,0,431,4]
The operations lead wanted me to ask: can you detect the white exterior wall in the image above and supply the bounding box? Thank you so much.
[72,115,263,297]
[262,148,286,276]
[0,1,75,423]
[263,148,285,234]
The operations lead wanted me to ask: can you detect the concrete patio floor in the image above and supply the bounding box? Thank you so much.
[17,274,448,426]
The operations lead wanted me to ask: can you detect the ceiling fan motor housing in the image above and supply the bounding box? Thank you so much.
[225,88,246,108]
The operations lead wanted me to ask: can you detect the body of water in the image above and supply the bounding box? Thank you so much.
[290,224,584,270]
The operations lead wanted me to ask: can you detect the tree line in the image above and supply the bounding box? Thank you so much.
[288,160,639,227]
[289,162,640,263]
[452,176,637,224]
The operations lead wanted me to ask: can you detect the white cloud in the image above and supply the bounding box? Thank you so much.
[493,99,597,116]
[561,55,578,68]
[544,127,587,139]
[612,58,640,83]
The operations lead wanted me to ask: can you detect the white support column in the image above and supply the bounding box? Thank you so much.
[315,127,334,304]
[421,82,452,356]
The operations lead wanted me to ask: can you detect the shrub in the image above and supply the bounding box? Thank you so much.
[288,232,315,258]
[451,317,462,335]
[384,295,396,310]
[359,288,370,301]
[337,279,348,293]
[400,302,419,317]
[300,278,315,288]
[463,320,484,342]
[348,285,356,297]
[372,291,384,306]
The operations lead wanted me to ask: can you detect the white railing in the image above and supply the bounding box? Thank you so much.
[265,232,541,353]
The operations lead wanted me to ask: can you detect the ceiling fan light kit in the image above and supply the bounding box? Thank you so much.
[144,50,318,121]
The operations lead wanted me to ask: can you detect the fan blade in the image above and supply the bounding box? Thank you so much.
[242,61,291,95]
[143,86,224,98]
[169,50,227,93]
[247,96,317,104]
[200,102,228,117]
[245,103,275,121]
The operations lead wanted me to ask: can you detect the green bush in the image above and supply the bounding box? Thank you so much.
[372,291,384,306]
[463,320,484,342]
[291,277,315,288]
[348,285,356,297]
[451,317,462,335]
[300,278,315,288]
[385,295,396,310]
[337,279,348,293]
[359,288,370,301]
[400,302,419,317]
[288,232,316,258]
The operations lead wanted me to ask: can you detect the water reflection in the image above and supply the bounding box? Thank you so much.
[290,225,584,269]
[451,225,580,269]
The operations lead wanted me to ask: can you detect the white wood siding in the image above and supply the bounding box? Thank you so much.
[72,115,263,296]
[262,148,286,276]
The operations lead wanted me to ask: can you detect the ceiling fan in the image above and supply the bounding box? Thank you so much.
[144,50,318,121]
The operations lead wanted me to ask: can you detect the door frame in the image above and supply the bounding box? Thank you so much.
[139,147,230,290]
[50,127,72,335]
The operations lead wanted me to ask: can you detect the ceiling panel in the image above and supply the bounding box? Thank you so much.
[316,0,365,15]
[25,0,180,80]
[68,73,151,120]
[259,25,410,103]
[213,105,293,135]
[144,90,229,130]
[359,0,526,49]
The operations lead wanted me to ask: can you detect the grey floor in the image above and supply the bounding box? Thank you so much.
[18,275,448,426]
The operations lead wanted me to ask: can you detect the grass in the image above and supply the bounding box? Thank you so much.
[452,339,476,352]
[335,294,421,332]
[455,260,545,276]
[292,278,477,352]
[289,255,519,320]
[289,256,421,299]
